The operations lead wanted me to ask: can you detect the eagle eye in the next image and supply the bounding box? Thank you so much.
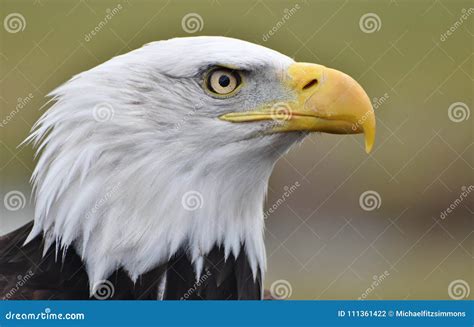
[206,68,242,95]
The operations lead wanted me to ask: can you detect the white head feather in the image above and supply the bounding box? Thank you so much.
[24,36,305,290]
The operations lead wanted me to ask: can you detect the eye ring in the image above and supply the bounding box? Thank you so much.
[206,68,242,96]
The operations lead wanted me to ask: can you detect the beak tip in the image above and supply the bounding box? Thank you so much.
[364,127,375,154]
[365,143,373,154]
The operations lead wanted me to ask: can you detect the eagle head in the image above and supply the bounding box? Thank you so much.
[24,36,375,292]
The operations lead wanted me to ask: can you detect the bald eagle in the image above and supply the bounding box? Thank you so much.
[0,37,375,300]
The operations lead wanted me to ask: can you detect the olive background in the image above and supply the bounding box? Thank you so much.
[0,0,472,299]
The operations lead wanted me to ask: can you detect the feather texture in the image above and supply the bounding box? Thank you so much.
[20,36,304,293]
[1,222,261,300]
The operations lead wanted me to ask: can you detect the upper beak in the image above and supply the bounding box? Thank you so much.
[219,63,376,153]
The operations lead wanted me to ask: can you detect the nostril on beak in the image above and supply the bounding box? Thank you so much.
[302,79,318,90]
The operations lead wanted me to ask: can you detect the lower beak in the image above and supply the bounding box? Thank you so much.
[219,63,376,153]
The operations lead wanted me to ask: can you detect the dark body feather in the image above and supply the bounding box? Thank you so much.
[0,222,262,300]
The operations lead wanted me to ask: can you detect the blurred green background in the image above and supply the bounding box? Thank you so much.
[0,0,472,299]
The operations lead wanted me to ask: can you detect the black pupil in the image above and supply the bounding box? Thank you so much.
[218,75,231,87]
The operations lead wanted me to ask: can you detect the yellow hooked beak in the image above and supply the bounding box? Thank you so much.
[219,63,376,153]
